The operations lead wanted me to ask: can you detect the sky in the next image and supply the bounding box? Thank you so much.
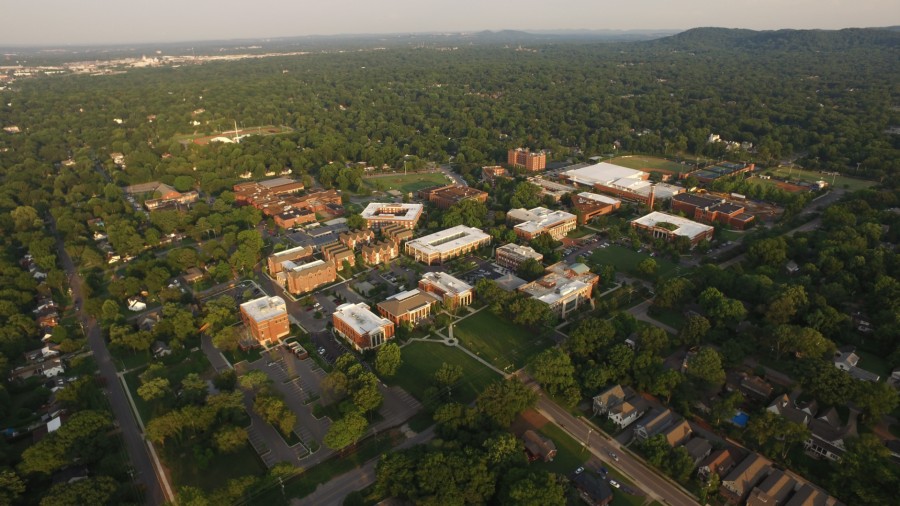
[2,0,898,46]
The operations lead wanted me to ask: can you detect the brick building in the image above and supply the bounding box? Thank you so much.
[322,243,355,271]
[418,272,473,308]
[340,229,375,249]
[240,296,290,345]
[671,193,755,230]
[274,208,316,228]
[405,225,491,265]
[361,241,398,265]
[519,262,598,318]
[377,289,436,327]
[482,165,510,184]
[283,259,337,295]
[507,148,547,171]
[572,192,621,224]
[419,184,489,209]
[267,245,313,275]
[507,207,577,241]
[495,243,544,270]
[381,223,414,244]
[361,203,424,230]
[630,211,714,247]
[333,302,395,351]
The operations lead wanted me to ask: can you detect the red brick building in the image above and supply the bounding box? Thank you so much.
[240,296,290,345]
[333,303,395,351]
[274,208,316,228]
[377,289,436,327]
[284,259,336,295]
[267,245,313,275]
[361,241,398,265]
[419,185,489,209]
[572,192,621,224]
[339,229,375,249]
[322,243,355,271]
[508,148,547,171]
[671,193,755,230]
[381,223,414,244]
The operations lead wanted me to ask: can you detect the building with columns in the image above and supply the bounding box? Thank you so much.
[333,303,395,351]
[418,272,473,309]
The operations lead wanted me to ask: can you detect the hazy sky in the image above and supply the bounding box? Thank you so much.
[3,0,898,46]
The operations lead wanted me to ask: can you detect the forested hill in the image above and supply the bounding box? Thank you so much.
[647,26,900,51]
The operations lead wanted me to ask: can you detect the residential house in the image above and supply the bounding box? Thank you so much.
[767,394,813,426]
[784,483,844,506]
[10,358,65,381]
[805,408,857,461]
[607,398,650,430]
[151,341,173,358]
[522,430,557,462]
[719,453,773,504]
[572,472,614,506]
[739,374,775,402]
[662,419,693,447]
[683,437,712,466]
[592,384,630,415]
[746,469,797,506]
[634,408,676,442]
[833,346,880,382]
[698,449,735,481]
[127,298,147,312]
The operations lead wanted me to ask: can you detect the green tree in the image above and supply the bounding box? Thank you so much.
[137,377,170,402]
[212,326,241,352]
[476,378,537,427]
[829,434,900,505]
[502,470,566,506]
[213,425,248,453]
[699,287,746,326]
[685,347,726,387]
[0,469,25,505]
[637,258,658,278]
[323,411,368,451]
[530,348,580,405]
[434,362,463,398]
[516,258,545,282]
[375,342,402,377]
[39,476,118,506]
[678,314,710,347]
[566,317,616,359]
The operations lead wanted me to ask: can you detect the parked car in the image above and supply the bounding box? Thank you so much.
[575,467,584,475]
[609,451,619,461]
[609,479,621,489]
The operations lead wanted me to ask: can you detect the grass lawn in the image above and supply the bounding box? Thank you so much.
[533,422,590,475]
[162,442,264,492]
[225,346,264,365]
[363,172,453,194]
[453,310,554,372]
[589,245,679,278]
[855,349,891,378]
[609,155,691,174]
[649,308,686,331]
[388,341,501,406]
[123,369,153,424]
[768,166,876,192]
[567,227,593,239]
[718,229,745,242]
[110,349,151,372]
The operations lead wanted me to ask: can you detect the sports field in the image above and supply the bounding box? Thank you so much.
[362,172,453,193]
[390,341,500,405]
[608,155,691,174]
[453,310,554,372]
[769,166,876,192]
[173,125,293,145]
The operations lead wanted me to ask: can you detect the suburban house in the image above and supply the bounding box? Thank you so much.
[10,358,65,381]
[127,297,147,312]
[633,408,676,442]
[805,408,857,461]
[495,243,543,270]
[698,449,735,481]
[151,341,173,358]
[182,267,205,284]
[592,384,630,415]
[746,469,797,506]
[683,437,713,466]
[522,430,557,462]
[833,346,880,382]
[592,384,648,429]
[418,271,473,309]
[572,472,614,506]
[518,262,598,318]
[662,419,693,447]
[377,289,436,327]
[240,296,290,346]
[332,302,395,351]
[719,453,773,504]
[767,393,814,426]
[784,484,844,506]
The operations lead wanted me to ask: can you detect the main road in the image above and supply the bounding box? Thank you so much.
[50,218,170,505]
[519,374,698,506]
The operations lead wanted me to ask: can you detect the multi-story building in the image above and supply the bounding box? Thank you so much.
[495,243,544,270]
[361,203,424,230]
[333,302,395,350]
[274,208,316,228]
[518,262,598,318]
[361,240,398,265]
[233,177,305,196]
[282,259,336,295]
[572,192,621,224]
[234,182,342,217]
[322,243,355,271]
[381,223,414,244]
[507,207,577,241]
[418,271,473,309]
[507,148,547,171]
[419,184,489,209]
[405,225,491,265]
[267,245,313,275]
[562,162,684,205]
[339,229,375,249]
[482,165,510,184]
[240,296,290,345]
[630,211,714,247]
[377,289,436,326]
[671,193,755,230]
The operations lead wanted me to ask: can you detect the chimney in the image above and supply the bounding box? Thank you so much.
[648,185,656,210]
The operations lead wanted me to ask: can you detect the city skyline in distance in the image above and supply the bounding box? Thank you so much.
[3,0,899,47]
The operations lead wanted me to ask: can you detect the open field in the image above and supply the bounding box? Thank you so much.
[589,245,679,278]
[609,155,691,174]
[362,172,453,193]
[174,125,293,145]
[389,341,501,405]
[453,310,554,372]
[768,166,876,192]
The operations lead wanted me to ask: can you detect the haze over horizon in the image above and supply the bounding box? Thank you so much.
[3,0,898,47]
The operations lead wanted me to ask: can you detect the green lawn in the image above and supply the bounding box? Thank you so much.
[649,308,686,331]
[453,310,554,372]
[609,155,691,174]
[388,341,501,406]
[363,172,453,194]
[855,349,891,379]
[567,227,593,239]
[588,245,679,278]
[768,166,876,191]
[161,441,264,492]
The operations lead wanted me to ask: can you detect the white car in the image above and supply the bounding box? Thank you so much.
[609,479,621,489]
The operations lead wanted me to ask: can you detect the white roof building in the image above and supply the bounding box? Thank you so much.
[405,225,491,264]
[333,302,393,338]
[360,202,424,226]
[563,162,645,187]
[240,296,287,324]
[577,192,621,206]
[419,271,473,297]
[631,212,714,242]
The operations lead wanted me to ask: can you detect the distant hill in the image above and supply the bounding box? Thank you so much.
[647,26,900,51]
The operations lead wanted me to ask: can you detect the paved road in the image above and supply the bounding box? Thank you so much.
[520,376,698,506]
[295,427,436,506]
[50,218,169,505]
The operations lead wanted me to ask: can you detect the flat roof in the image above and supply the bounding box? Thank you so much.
[508,207,576,235]
[240,296,287,323]
[577,192,621,206]
[271,245,313,259]
[420,271,472,296]
[361,203,424,222]
[259,177,301,189]
[563,162,645,186]
[334,302,392,336]
[378,289,435,316]
[632,211,714,239]
[497,243,544,260]
[406,225,490,255]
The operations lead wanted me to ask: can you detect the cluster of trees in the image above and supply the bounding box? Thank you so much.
[474,279,556,329]
[321,355,384,450]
